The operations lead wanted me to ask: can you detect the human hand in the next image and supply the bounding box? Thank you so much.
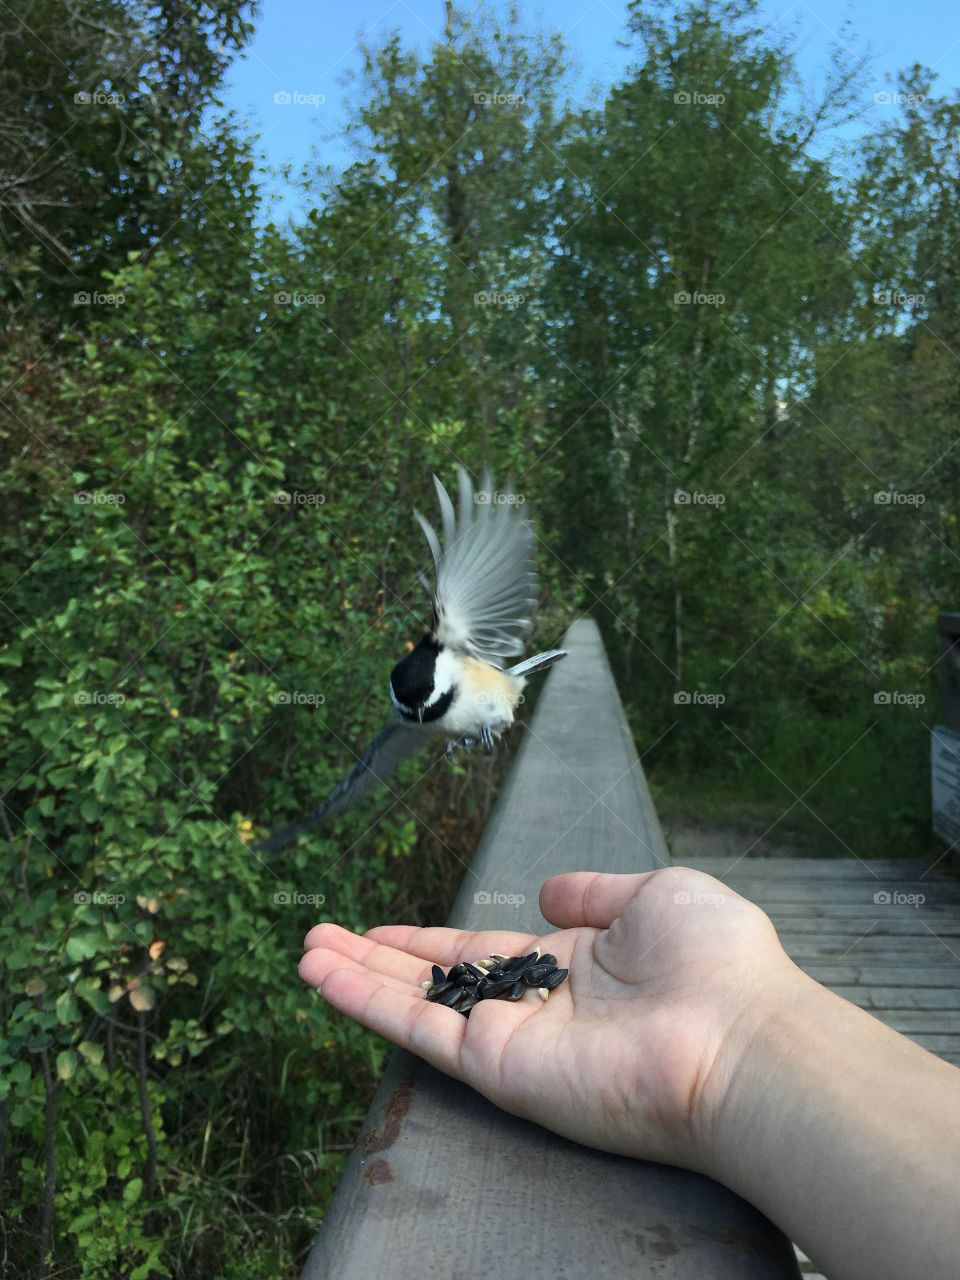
[298,865,809,1173]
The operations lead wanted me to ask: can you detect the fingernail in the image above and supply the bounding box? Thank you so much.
[315,984,323,995]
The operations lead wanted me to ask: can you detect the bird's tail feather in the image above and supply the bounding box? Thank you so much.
[251,767,366,852]
[507,649,567,678]
[252,722,421,854]
[251,794,341,855]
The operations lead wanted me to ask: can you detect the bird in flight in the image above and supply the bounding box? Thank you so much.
[255,466,566,852]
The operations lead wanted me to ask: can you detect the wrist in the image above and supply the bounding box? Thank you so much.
[688,958,826,1182]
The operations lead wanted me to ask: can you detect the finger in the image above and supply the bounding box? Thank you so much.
[298,946,426,994]
[363,923,538,966]
[317,965,466,1078]
[540,870,659,929]
[302,923,429,984]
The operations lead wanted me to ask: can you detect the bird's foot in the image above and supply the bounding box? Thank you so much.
[479,726,496,752]
[445,735,478,761]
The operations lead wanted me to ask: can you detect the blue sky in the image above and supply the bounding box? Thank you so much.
[219,0,960,220]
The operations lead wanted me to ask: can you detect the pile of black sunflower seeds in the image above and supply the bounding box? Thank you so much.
[421,949,569,1017]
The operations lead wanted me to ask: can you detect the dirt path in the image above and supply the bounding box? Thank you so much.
[661,816,816,862]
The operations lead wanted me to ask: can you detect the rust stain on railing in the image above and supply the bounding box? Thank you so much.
[361,1158,395,1186]
[359,1076,416,1176]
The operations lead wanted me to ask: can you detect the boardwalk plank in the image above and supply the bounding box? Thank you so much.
[686,858,960,1084]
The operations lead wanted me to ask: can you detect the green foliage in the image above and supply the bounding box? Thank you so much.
[2,0,956,1276]
[0,155,430,1274]
[536,0,946,852]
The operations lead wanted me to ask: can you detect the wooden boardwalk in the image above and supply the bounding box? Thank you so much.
[682,857,960,1067]
[682,854,960,1279]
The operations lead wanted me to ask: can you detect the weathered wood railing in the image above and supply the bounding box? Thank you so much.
[301,618,800,1278]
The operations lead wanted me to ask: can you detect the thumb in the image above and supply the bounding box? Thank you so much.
[540,870,659,930]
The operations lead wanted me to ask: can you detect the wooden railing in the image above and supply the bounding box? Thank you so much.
[300,618,800,1278]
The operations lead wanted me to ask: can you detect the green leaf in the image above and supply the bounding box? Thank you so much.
[56,991,80,1025]
[56,1050,78,1081]
[129,984,155,1012]
[9,1061,31,1085]
[10,1103,34,1128]
[65,935,96,963]
[75,979,109,1014]
[78,1040,104,1065]
[123,1177,143,1207]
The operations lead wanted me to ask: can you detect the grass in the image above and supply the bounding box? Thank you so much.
[649,773,944,862]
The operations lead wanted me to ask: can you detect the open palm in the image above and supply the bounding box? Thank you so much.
[299,866,799,1171]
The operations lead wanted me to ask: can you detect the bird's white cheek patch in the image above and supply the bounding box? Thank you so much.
[424,647,462,708]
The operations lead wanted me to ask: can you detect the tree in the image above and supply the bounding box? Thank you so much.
[347,1,567,464]
[0,0,256,324]
[543,0,863,743]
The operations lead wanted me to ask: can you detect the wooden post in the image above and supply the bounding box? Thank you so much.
[933,613,960,868]
[300,619,800,1278]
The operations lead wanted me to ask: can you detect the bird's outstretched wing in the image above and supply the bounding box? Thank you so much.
[253,722,423,853]
[414,465,537,665]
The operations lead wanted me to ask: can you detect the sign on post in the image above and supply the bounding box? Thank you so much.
[931,726,960,858]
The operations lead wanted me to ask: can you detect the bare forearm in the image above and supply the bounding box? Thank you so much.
[704,968,960,1280]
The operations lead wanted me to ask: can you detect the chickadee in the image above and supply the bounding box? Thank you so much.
[255,466,566,852]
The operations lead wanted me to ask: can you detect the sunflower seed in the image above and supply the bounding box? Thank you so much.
[430,952,567,1012]
[523,963,554,987]
[541,967,568,991]
[478,975,516,999]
